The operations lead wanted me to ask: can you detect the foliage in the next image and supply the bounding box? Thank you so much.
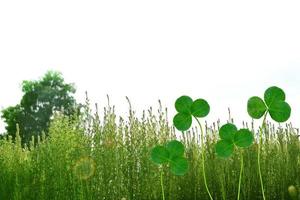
[247,86,291,122]
[0,101,299,199]
[151,140,188,176]
[1,71,77,145]
[215,123,254,158]
[173,95,213,200]
[215,123,254,200]
[173,95,209,131]
[247,86,292,200]
[0,85,298,199]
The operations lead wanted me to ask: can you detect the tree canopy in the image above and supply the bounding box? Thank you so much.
[1,71,77,145]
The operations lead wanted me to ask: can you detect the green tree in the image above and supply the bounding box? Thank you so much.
[1,71,77,145]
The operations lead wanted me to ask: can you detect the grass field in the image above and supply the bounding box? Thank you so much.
[0,99,299,200]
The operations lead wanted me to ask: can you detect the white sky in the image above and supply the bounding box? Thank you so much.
[1,0,300,133]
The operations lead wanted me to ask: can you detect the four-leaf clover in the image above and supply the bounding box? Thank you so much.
[173,96,210,131]
[150,140,189,175]
[247,86,291,122]
[215,123,254,158]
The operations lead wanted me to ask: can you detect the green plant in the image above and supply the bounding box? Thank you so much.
[1,71,77,145]
[0,98,299,199]
[247,86,291,200]
[215,123,254,200]
[173,95,213,200]
[150,140,189,200]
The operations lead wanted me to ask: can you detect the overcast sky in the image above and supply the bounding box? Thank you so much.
[1,0,300,133]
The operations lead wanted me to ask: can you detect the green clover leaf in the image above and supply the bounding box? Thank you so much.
[247,86,291,123]
[175,96,193,114]
[268,100,291,122]
[169,157,189,176]
[264,86,285,107]
[215,123,254,158]
[150,140,189,176]
[173,113,192,131]
[215,140,234,158]
[234,129,254,148]
[150,146,169,165]
[166,140,185,158]
[173,96,210,131]
[219,123,237,142]
[247,97,267,119]
[191,99,210,118]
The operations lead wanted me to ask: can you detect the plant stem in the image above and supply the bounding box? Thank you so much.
[195,117,213,200]
[237,150,244,200]
[160,168,165,200]
[257,112,267,200]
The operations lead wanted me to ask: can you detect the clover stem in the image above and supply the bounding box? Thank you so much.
[194,117,213,200]
[237,150,244,200]
[257,112,267,200]
[160,168,165,200]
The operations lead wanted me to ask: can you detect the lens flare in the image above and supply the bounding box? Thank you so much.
[73,156,96,180]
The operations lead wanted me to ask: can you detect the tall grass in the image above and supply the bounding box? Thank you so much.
[0,99,299,200]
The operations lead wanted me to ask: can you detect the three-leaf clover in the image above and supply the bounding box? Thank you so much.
[247,86,291,200]
[247,86,291,122]
[173,96,210,131]
[215,123,254,158]
[150,140,189,175]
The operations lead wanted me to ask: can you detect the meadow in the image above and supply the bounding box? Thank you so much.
[0,97,299,200]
